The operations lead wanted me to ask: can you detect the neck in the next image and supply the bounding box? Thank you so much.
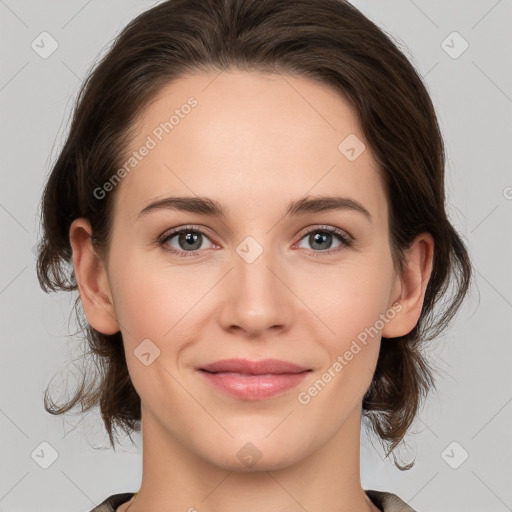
[127,405,380,512]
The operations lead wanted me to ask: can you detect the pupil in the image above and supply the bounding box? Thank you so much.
[311,232,331,250]
[180,232,201,250]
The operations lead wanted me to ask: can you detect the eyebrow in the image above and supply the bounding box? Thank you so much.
[137,194,372,223]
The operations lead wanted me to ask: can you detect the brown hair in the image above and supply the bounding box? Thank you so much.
[36,0,472,469]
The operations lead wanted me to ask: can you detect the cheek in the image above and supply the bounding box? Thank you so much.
[108,249,170,339]
[109,249,216,343]
[297,262,391,397]
[300,261,390,344]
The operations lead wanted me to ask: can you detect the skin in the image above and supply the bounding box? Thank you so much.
[69,70,434,512]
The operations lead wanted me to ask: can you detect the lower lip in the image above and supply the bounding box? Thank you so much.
[198,370,310,400]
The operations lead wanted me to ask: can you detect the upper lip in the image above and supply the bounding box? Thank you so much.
[199,358,310,375]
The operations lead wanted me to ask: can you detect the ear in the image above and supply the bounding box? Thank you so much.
[69,218,120,335]
[382,232,434,338]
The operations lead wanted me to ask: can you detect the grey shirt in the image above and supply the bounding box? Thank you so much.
[89,490,417,511]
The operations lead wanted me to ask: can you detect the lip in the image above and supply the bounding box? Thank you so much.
[197,358,311,400]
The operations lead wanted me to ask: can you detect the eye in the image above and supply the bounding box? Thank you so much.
[157,224,353,258]
[294,225,352,255]
[158,225,215,257]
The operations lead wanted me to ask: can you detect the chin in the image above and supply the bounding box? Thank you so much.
[203,437,309,473]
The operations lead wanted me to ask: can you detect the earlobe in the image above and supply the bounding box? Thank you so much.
[69,218,120,335]
[382,233,434,339]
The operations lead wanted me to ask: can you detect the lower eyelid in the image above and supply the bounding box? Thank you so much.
[160,229,215,251]
[294,230,351,252]
[159,226,352,255]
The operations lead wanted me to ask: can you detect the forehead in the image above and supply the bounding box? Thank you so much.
[112,70,388,228]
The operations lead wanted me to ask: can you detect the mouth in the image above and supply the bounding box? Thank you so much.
[197,358,312,400]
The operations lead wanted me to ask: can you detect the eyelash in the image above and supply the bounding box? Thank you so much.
[157,224,353,258]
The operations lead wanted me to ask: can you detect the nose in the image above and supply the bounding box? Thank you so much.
[218,242,294,338]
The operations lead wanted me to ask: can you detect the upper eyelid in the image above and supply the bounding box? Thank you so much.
[160,224,217,243]
[295,224,353,242]
[159,224,352,247]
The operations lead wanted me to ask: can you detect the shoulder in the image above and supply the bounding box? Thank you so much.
[90,490,415,512]
[365,489,418,512]
[88,493,135,512]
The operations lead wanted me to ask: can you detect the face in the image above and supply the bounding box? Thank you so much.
[99,70,402,470]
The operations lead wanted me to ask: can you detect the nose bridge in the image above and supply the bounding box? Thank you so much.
[220,234,292,335]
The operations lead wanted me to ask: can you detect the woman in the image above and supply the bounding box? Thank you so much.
[36,0,472,511]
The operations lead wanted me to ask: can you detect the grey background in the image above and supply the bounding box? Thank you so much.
[0,1,511,511]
